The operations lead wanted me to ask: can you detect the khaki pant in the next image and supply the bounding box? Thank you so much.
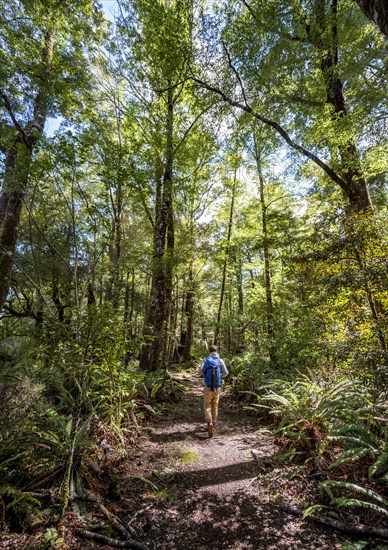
[203,386,222,425]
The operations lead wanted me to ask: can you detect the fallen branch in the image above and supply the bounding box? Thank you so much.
[98,502,134,540]
[75,529,149,549]
[127,505,152,528]
[279,503,388,540]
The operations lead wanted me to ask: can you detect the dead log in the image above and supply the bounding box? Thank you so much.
[75,529,149,549]
[279,503,388,540]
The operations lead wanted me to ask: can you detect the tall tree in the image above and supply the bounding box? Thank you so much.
[193,0,386,214]
[0,0,104,311]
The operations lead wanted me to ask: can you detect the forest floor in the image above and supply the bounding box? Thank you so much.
[1,369,385,550]
[122,370,348,550]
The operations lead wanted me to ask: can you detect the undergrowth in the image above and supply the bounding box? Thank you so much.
[228,352,388,529]
[0,312,188,533]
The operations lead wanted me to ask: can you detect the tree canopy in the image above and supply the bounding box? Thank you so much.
[0,0,387,545]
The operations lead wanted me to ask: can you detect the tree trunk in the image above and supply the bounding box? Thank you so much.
[214,167,237,346]
[316,0,386,341]
[52,276,66,323]
[314,0,372,213]
[140,87,174,371]
[235,254,244,317]
[0,185,26,311]
[0,32,54,312]
[181,266,195,362]
[167,289,178,364]
[253,140,276,364]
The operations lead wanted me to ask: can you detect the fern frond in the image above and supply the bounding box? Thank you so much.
[322,481,388,507]
[302,504,329,518]
[331,497,388,516]
[328,435,376,448]
[329,447,373,468]
[331,423,380,443]
[369,452,388,479]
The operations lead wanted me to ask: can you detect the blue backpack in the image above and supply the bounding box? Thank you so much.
[203,356,222,392]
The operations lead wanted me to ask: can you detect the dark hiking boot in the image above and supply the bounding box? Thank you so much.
[207,422,214,438]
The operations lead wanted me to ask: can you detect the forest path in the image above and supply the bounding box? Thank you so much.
[127,370,349,550]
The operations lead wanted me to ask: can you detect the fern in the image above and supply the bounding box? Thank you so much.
[331,497,388,516]
[369,452,388,478]
[329,418,387,480]
[321,480,388,516]
[329,447,375,468]
[0,485,41,513]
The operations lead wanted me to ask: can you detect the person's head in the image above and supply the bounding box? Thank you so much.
[209,344,217,353]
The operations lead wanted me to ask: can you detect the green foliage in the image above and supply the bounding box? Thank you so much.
[340,543,368,550]
[175,449,200,464]
[328,411,388,482]
[0,0,387,539]
[227,352,277,397]
[43,527,65,549]
[321,480,388,517]
[0,485,41,515]
[259,374,356,453]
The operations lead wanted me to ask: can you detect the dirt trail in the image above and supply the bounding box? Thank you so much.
[127,371,351,550]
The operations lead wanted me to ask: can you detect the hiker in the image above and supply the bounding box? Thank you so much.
[199,344,228,438]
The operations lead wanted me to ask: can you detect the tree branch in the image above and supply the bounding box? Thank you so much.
[75,529,149,549]
[0,243,54,315]
[173,104,213,156]
[240,0,257,19]
[1,91,26,140]
[222,41,249,107]
[192,77,348,191]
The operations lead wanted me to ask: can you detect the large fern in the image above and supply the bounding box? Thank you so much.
[258,374,357,452]
[329,416,388,481]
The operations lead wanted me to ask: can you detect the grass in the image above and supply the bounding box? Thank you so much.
[172,448,200,464]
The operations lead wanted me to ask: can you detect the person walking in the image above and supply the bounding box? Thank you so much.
[199,344,228,438]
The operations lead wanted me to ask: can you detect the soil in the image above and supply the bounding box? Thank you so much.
[1,370,386,550]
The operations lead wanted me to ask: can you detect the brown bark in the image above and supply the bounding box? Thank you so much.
[183,273,195,361]
[124,268,135,330]
[235,254,244,317]
[140,87,174,371]
[0,187,26,311]
[75,529,149,549]
[108,215,122,307]
[106,156,124,307]
[52,276,66,323]
[280,503,388,540]
[353,0,388,37]
[177,266,195,362]
[167,289,178,363]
